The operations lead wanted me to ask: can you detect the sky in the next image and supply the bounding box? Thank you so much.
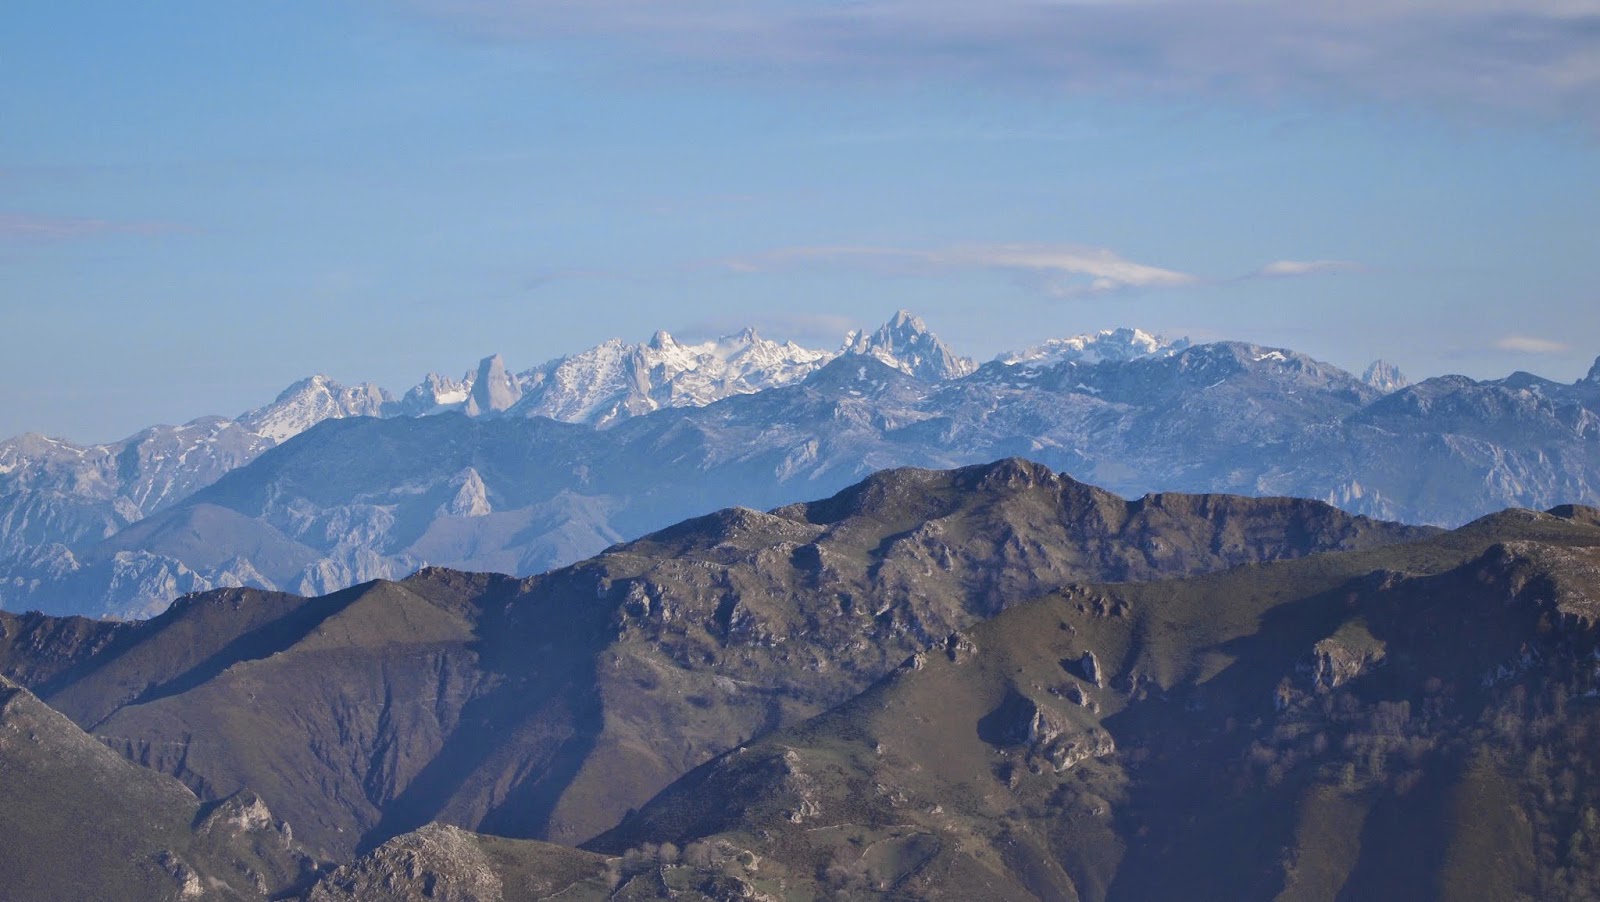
[3,0,1598,442]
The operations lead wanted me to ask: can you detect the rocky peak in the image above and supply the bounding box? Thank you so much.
[844,310,977,382]
[464,354,522,416]
[1585,355,1600,385]
[438,467,492,518]
[1362,359,1411,393]
[390,372,471,416]
[239,375,392,443]
[1363,358,1414,393]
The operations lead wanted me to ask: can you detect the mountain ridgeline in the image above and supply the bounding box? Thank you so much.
[2,312,1597,620]
[4,461,1600,899]
[0,461,1424,860]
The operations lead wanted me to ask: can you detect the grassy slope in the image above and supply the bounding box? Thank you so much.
[0,460,1427,863]
[0,675,314,901]
[588,507,1600,901]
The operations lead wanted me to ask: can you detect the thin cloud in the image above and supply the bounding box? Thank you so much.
[721,243,1357,298]
[1496,334,1572,354]
[406,1,1600,122]
[722,243,1198,298]
[0,212,187,243]
[1251,260,1365,279]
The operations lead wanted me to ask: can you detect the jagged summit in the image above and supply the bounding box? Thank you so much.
[1362,359,1411,393]
[237,374,390,443]
[508,325,833,426]
[843,309,977,382]
[464,354,521,416]
[390,371,470,416]
[998,326,1189,368]
[1586,355,1600,385]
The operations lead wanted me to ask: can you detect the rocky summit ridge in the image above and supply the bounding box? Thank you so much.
[0,459,1429,862]
[5,465,1600,900]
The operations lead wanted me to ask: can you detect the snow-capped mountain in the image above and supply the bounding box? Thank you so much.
[238,375,390,442]
[374,310,966,428]
[3,310,1598,620]
[996,327,1188,369]
[844,310,977,381]
[389,371,471,416]
[508,327,834,426]
[0,378,392,560]
[0,312,958,562]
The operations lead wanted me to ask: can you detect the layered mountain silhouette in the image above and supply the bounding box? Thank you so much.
[5,462,1600,899]
[2,312,1596,619]
[0,461,1424,860]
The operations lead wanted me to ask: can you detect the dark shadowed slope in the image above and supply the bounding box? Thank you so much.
[0,675,316,901]
[0,459,1427,861]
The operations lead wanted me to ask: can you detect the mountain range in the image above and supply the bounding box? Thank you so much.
[2,311,1597,619]
[4,460,1600,899]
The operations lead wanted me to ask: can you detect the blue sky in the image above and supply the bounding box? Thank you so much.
[3,0,1598,441]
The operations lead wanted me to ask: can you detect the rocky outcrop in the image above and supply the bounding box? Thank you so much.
[1308,628,1387,692]
[307,825,505,902]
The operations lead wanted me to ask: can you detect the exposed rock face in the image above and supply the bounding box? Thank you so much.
[307,825,504,902]
[1308,624,1387,692]
[1065,650,1103,686]
[465,354,523,416]
[1362,359,1410,393]
[979,689,1115,772]
[197,789,296,843]
[439,468,492,518]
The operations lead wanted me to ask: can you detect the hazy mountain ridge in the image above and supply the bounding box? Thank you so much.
[2,312,1596,619]
[0,312,963,563]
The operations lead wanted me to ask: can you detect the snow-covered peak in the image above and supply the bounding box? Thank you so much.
[390,372,471,416]
[509,326,835,426]
[843,310,977,382]
[1362,359,1411,394]
[998,327,1189,369]
[237,375,391,443]
[1585,355,1600,386]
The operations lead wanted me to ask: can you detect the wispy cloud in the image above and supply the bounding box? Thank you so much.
[723,243,1198,298]
[720,242,1354,298]
[407,1,1600,122]
[1251,260,1365,279]
[0,212,187,243]
[1496,334,1572,354]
